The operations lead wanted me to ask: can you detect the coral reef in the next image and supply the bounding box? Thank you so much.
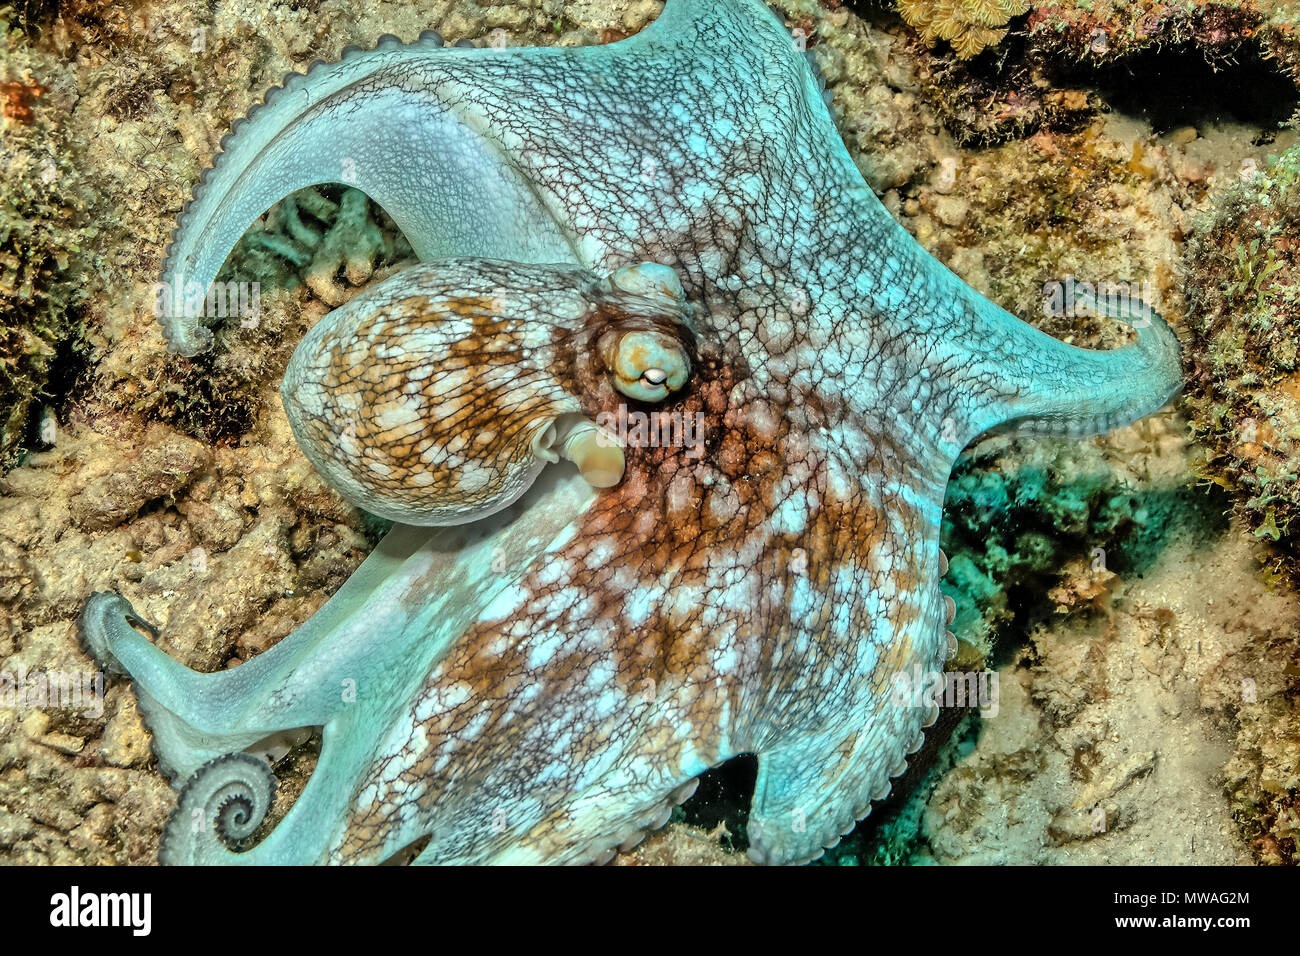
[0,404,376,861]
[0,10,94,468]
[920,503,1294,865]
[913,51,1100,147]
[940,423,1216,653]
[1185,141,1300,550]
[1025,1,1290,68]
[887,1,1300,148]
[790,3,946,193]
[226,186,412,309]
[814,413,1226,864]
[1215,599,1300,865]
[110,185,415,448]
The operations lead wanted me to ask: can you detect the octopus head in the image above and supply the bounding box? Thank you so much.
[280,258,695,526]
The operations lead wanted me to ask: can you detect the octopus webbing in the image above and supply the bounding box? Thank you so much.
[80,0,1183,864]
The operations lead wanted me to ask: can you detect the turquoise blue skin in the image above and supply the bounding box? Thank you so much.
[81,0,1182,864]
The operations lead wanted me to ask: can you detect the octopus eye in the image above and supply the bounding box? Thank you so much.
[607,331,690,402]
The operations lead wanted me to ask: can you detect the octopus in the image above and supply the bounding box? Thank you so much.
[80,0,1183,864]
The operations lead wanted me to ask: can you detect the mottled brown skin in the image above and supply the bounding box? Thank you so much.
[336,323,949,863]
[282,259,695,526]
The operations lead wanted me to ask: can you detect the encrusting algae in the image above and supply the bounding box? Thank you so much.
[1186,141,1300,551]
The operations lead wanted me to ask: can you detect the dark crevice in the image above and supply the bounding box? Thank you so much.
[21,315,93,456]
[243,726,323,847]
[5,0,59,39]
[382,834,431,865]
[900,23,1298,146]
[1078,45,1299,135]
[676,753,756,854]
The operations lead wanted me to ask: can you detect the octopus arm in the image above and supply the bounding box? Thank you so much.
[944,269,1183,444]
[81,471,597,863]
[81,523,437,781]
[155,34,620,354]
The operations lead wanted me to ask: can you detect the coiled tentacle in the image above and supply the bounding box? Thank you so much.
[160,753,276,865]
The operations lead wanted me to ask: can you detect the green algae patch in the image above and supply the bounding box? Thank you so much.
[1185,141,1300,552]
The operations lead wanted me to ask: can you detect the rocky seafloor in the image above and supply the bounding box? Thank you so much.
[1,0,1299,865]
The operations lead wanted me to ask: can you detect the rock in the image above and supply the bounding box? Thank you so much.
[69,424,211,532]
[39,732,85,755]
[19,710,50,740]
[932,194,969,228]
[68,802,115,854]
[622,0,663,34]
[101,692,152,769]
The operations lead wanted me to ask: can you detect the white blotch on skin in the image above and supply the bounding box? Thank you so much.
[624,586,657,627]
[294,380,328,415]
[527,629,568,669]
[375,395,423,431]
[415,681,471,722]
[708,483,741,522]
[667,473,694,514]
[480,583,530,624]
[742,399,779,439]
[458,460,492,493]
[770,492,808,535]
[535,557,570,588]
[585,537,615,570]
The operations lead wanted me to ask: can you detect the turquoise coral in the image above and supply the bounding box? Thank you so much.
[79,0,1181,864]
